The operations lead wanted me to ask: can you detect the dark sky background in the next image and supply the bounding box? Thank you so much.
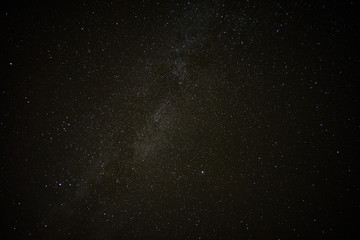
[1,0,359,239]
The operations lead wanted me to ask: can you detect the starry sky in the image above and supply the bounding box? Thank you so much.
[1,0,360,239]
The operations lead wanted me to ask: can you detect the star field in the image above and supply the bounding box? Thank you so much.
[1,1,360,239]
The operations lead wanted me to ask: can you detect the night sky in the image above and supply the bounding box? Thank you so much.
[1,1,360,239]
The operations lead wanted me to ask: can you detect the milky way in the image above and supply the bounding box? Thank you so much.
[2,1,360,239]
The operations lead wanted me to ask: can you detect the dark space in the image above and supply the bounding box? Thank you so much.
[1,1,359,239]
